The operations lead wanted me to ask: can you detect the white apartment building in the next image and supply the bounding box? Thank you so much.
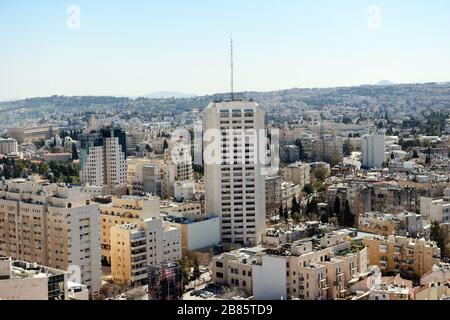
[0,138,18,155]
[203,100,267,246]
[252,237,368,300]
[104,135,127,193]
[0,178,102,296]
[174,181,195,201]
[212,231,368,300]
[420,197,450,223]
[110,218,182,285]
[362,134,385,169]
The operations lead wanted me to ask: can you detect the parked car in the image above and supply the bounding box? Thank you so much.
[200,291,214,299]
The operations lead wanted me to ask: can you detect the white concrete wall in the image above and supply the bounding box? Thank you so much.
[252,255,287,300]
[0,277,48,300]
[186,218,221,251]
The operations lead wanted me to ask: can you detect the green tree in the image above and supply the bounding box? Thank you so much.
[177,259,190,287]
[33,139,46,149]
[71,144,79,160]
[343,139,353,157]
[305,198,318,218]
[283,207,290,222]
[303,184,314,195]
[290,196,300,216]
[163,139,169,151]
[312,167,328,183]
[333,196,341,218]
[191,260,201,281]
[430,221,448,259]
[279,204,284,220]
[341,200,355,227]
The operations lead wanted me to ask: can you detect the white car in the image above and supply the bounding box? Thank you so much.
[200,291,214,299]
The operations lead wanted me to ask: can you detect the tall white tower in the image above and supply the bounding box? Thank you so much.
[203,100,266,246]
[362,134,385,169]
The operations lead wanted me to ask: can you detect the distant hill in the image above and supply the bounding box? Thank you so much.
[1,82,450,126]
[144,91,196,99]
[376,80,395,86]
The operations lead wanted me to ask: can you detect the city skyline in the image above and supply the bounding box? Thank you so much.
[1,0,450,101]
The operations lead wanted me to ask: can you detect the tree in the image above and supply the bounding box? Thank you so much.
[343,139,353,157]
[163,139,169,151]
[290,196,300,217]
[303,184,314,195]
[333,196,341,218]
[191,260,201,281]
[71,144,79,160]
[33,139,45,149]
[305,198,318,218]
[430,221,448,259]
[294,139,305,161]
[279,204,284,220]
[51,136,57,148]
[177,259,190,287]
[312,167,328,183]
[283,207,290,222]
[340,200,355,227]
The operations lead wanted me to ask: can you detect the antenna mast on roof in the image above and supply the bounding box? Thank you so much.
[230,37,234,101]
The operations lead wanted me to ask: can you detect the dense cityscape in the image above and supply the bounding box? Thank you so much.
[0,81,449,301]
[2,2,450,312]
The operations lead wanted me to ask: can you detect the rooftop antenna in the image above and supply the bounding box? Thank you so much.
[230,37,234,101]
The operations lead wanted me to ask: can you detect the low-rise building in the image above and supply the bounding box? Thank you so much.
[0,257,70,300]
[420,263,450,286]
[420,197,450,223]
[415,282,450,300]
[110,219,181,286]
[283,162,310,190]
[168,217,221,252]
[174,181,196,202]
[161,200,204,222]
[358,212,423,237]
[363,235,441,278]
[98,195,160,264]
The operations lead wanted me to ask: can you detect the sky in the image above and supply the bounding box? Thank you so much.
[1,0,450,101]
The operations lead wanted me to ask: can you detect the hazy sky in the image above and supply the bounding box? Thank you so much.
[1,0,450,101]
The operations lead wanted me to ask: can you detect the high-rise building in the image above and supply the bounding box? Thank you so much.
[203,100,266,246]
[80,127,127,196]
[362,134,385,169]
[0,178,102,295]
